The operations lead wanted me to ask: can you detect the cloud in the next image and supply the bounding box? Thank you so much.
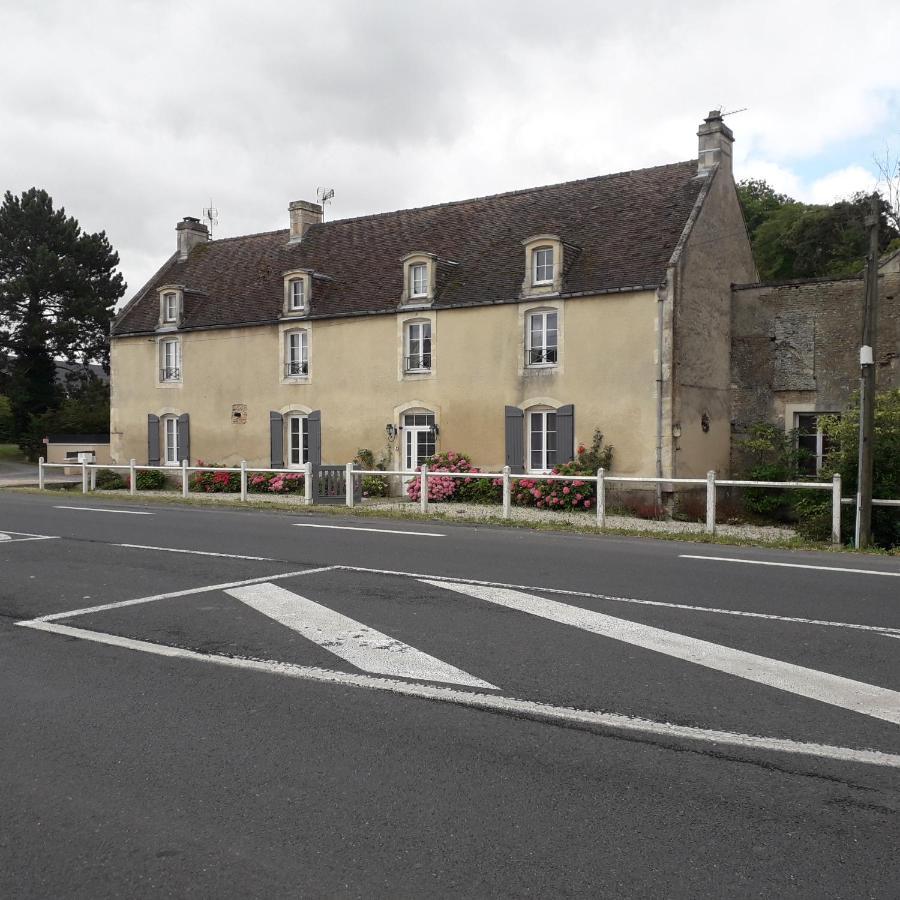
[2,0,900,300]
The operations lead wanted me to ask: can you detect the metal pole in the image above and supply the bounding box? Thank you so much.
[705,470,716,535]
[420,464,429,514]
[129,459,136,495]
[240,460,248,502]
[345,462,355,508]
[596,468,606,529]
[181,459,189,498]
[831,473,842,546]
[502,465,511,519]
[81,459,88,494]
[38,457,45,490]
[856,194,880,549]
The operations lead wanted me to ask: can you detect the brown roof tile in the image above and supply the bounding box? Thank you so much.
[113,160,704,335]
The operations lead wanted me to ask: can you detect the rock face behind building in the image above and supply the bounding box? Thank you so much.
[730,253,900,473]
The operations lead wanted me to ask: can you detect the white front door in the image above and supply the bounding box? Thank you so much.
[402,412,435,476]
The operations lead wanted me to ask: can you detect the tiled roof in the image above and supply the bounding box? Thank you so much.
[113,160,705,335]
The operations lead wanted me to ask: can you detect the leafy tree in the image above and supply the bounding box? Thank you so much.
[737,181,899,281]
[0,188,124,437]
[0,394,13,442]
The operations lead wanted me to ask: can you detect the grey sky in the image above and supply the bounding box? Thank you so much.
[2,0,899,301]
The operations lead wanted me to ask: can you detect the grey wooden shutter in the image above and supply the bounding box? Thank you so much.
[308,410,322,465]
[504,406,524,473]
[556,404,575,463]
[147,414,160,465]
[176,413,190,463]
[269,411,284,468]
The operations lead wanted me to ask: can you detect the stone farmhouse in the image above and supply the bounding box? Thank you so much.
[111,111,757,480]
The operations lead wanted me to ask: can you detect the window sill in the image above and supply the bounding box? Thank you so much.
[157,380,183,388]
[281,375,311,385]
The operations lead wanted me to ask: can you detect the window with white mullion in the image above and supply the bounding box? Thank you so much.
[163,292,178,322]
[533,247,554,284]
[410,263,428,298]
[529,410,557,472]
[164,417,178,465]
[289,278,305,311]
[287,414,309,467]
[161,339,180,381]
[526,310,558,366]
[406,321,432,371]
[286,330,308,376]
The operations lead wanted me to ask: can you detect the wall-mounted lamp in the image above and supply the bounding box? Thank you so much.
[385,423,397,441]
[430,423,440,438]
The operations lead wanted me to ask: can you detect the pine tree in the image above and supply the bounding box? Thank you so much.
[0,188,124,436]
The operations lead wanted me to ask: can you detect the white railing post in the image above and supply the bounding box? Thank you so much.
[129,459,136,495]
[240,460,248,502]
[345,462,355,508]
[420,464,429,514]
[81,459,88,494]
[90,465,97,491]
[831,473,842,546]
[596,468,606,529]
[502,465,511,519]
[38,457,45,490]
[181,459,189,498]
[304,461,313,505]
[705,470,716,535]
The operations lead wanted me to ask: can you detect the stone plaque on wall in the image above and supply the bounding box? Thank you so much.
[232,404,248,424]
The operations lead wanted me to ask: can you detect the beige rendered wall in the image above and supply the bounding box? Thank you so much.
[46,441,113,474]
[110,291,659,475]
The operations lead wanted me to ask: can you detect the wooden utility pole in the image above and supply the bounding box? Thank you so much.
[855,195,880,548]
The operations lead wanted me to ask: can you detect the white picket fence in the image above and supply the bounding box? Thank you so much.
[37,456,899,545]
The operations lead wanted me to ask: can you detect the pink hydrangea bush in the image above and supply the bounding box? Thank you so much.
[406,451,490,503]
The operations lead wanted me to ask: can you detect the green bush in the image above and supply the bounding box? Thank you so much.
[355,448,390,498]
[134,469,167,490]
[737,424,805,519]
[190,461,240,493]
[94,468,125,490]
[455,476,502,504]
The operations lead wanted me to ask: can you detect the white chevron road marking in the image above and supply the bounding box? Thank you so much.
[226,582,496,689]
[423,580,900,726]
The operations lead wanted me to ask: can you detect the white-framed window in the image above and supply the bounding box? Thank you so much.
[796,413,836,475]
[285,330,309,377]
[162,415,178,466]
[163,291,178,323]
[403,411,436,471]
[526,310,558,367]
[532,247,554,285]
[410,263,428,299]
[405,321,432,372]
[287,413,309,468]
[528,408,558,473]
[160,338,181,382]
[288,278,305,312]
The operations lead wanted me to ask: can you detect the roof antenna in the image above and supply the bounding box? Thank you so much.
[317,187,335,221]
[720,106,748,118]
[202,200,219,239]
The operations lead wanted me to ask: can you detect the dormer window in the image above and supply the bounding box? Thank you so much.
[157,285,183,328]
[400,253,436,306]
[521,235,562,296]
[533,247,554,285]
[410,264,428,299]
[283,270,311,316]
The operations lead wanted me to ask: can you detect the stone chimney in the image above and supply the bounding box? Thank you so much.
[176,216,209,261]
[697,109,734,176]
[288,200,323,243]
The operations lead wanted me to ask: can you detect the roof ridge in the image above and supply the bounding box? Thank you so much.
[209,227,288,245]
[311,159,697,230]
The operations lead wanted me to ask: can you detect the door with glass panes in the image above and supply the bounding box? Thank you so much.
[402,412,435,477]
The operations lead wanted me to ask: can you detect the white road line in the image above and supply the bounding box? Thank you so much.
[293,523,445,537]
[330,565,900,636]
[27,566,339,623]
[117,543,273,561]
[0,530,59,543]
[54,505,154,516]
[424,580,900,726]
[680,554,900,578]
[226,582,495,689]
[18,620,900,770]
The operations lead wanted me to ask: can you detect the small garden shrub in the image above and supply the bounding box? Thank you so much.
[134,469,167,490]
[190,461,240,493]
[248,472,305,494]
[355,448,389,498]
[94,468,126,490]
[406,451,482,503]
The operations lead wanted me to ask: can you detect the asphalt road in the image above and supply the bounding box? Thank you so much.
[1,490,899,897]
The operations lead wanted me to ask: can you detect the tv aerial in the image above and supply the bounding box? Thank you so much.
[203,200,219,238]
[317,187,335,220]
